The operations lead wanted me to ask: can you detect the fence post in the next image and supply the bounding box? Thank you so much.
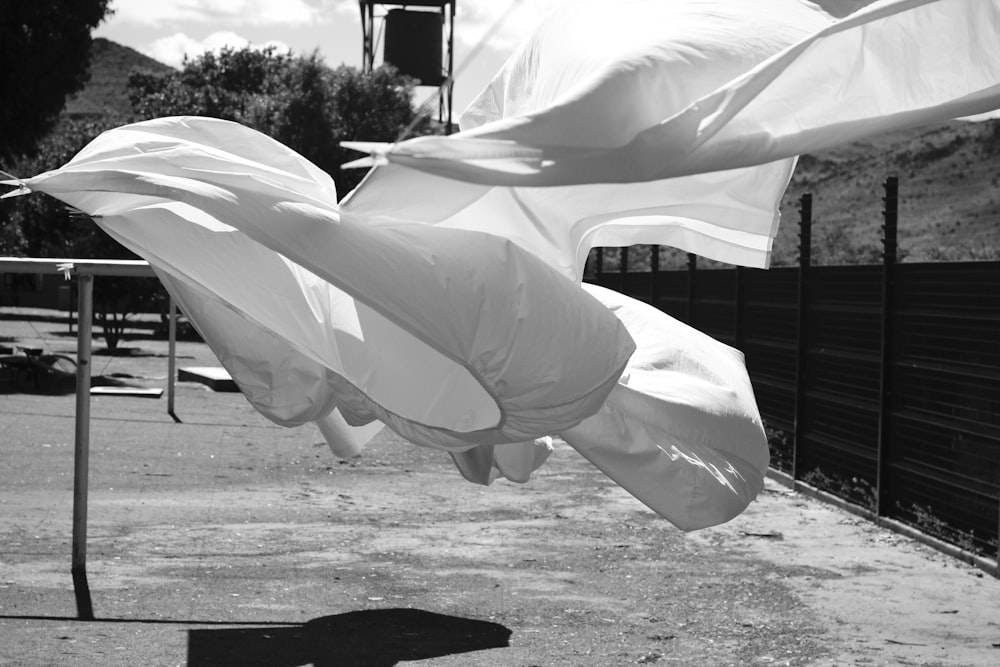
[792,193,812,481]
[734,266,744,350]
[876,176,899,517]
[650,244,659,306]
[686,253,697,324]
[69,280,76,334]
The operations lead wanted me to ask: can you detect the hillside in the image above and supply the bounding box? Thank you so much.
[64,38,174,119]
[775,119,1000,265]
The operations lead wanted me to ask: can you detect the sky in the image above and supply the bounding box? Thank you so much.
[93,0,563,117]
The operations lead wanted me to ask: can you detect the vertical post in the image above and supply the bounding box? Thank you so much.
[876,176,898,517]
[446,0,455,132]
[617,247,629,293]
[72,273,95,620]
[69,281,76,334]
[734,266,744,350]
[167,298,180,423]
[793,193,812,481]
[359,1,374,72]
[686,253,697,324]
[649,244,659,306]
[620,247,629,292]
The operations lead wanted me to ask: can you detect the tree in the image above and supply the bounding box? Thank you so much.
[0,0,113,163]
[128,46,294,122]
[128,46,442,195]
[320,63,440,194]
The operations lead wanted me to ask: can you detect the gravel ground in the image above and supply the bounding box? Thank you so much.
[1,310,998,666]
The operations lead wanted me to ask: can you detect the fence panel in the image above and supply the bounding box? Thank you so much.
[738,268,798,470]
[888,262,1000,554]
[690,269,737,347]
[797,266,882,504]
[620,271,654,304]
[651,268,690,321]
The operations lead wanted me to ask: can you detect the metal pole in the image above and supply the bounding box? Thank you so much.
[69,281,76,334]
[167,298,180,423]
[686,253,697,324]
[649,244,659,306]
[446,0,455,132]
[72,272,95,620]
[734,265,744,350]
[876,176,899,517]
[793,193,812,481]
[359,1,373,72]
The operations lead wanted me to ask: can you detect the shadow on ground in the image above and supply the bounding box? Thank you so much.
[187,608,512,667]
[0,367,145,395]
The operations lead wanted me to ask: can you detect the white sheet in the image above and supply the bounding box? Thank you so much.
[346,0,1000,272]
[4,0,998,530]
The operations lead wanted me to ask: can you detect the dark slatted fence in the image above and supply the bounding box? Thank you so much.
[585,177,1000,568]
[799,265,883,506]
[888,262,1000,554]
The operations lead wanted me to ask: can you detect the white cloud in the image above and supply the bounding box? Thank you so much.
[106,0,322,27]
[146,31,291,67]
[454,0,566,53]
[328,0,360,17]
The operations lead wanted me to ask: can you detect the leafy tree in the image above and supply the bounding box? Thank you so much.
[244,54,342,179]
[128,46,441,195]
[128,46,293,122]
[0,0,139,351]
[324,64,440,194]
[0,0,113,162]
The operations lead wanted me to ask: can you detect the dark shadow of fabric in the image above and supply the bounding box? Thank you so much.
[187,608,512,667]
[0,369,142,395]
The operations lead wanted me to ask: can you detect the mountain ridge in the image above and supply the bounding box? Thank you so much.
[64,37,174,119]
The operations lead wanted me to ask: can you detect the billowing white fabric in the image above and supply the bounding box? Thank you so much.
[565,285,768,531]
[346,0,1000,272]
[10,118,634,451]
[4,0,999,531]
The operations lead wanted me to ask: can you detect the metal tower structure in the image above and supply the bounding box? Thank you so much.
[358,1,456,132]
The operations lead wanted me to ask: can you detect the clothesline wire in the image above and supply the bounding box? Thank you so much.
[395,0,527,143]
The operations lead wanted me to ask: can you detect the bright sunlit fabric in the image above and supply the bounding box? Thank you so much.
[8,118,634,453]
[346,0,1000,273]
[4,0,999,531]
